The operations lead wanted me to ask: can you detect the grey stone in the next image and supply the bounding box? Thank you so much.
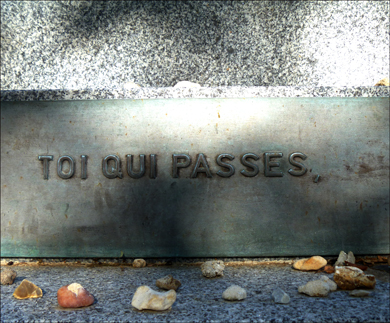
[1,268,16,285]
[222,285,247,301]
[335,251,348,266]
[131,286,176,311]
[201,261,225,278]
[156,275,181,291]
[346,251,355,264]
[350,290,371,297]
[272,288,290,304]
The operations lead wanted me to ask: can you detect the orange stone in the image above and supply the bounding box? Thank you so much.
[13,279,43,299]
[57,283,95,308]
[293,256,327,271]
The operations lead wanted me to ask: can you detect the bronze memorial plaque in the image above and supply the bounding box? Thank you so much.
[1,97,389,257]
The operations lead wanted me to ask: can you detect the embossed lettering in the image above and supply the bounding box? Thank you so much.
[216,154,235,178]
[38,155,54,180]
[102,155,123,179]
[150,154,157,179]
[264,152,283,177]
[191,153,212,178]
[81,155,88,179]
[240,153,260,177]
[288,152,308,176]
[126,154,146,179]
[172,154,191,178]
[57,155,75,179]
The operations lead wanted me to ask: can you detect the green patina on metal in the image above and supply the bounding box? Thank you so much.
[1,97,389,257]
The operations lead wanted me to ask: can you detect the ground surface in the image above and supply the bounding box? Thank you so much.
[1,1,389,89]
[1,261,389,322]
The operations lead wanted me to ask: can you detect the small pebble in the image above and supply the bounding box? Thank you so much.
[132,286,176,311]
[57,283,95,308]
[173,81,201,88]
[13,279,43,299]
[323,265,335,273]
[222,285,247,301]
[201,260,225,278]
[350,290,371,297]
[335,251,348,266]
[133,259,146,268]
[272,288,290,304]
[1,268,17,285]
[156,275,181,291]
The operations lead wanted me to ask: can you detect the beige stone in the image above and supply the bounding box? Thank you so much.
[320,275,337,291]
[298,280,330,297]
[13,279,43,299]
[156,275,181,291]
[133,259,146,268]
[1,268,17,285]
[334,266,376,290]
[131,286,176,311]
[293,256,327,271]
[375,78,389,86]
[201,260,225,278]
[222,285,247,301]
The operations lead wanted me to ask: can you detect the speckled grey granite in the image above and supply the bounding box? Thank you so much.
[1,1,389,90]
[1,86,389,101]
[1,263,389,323]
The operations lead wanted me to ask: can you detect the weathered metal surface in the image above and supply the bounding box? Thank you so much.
[1,97,389,257]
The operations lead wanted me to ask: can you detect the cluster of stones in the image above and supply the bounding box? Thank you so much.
[294,251,376,298]
[2,253,384,311]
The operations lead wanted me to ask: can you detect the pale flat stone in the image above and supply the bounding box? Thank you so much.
[131,286,176,311]
[272,288,290,304]
[320,275,338,291]
[350,290,371,297]
[334,266,376,290]
[133,259,146,268]
[123,81,141,89]
[222,285,247,301]
[156,275,181,291]
[293,256,327,271]
[335,251,348,266]
[13,279,43,299]
[173,81,201,88]
[1,268,16,285]
[201,260,225,278]
[298,280,330,297]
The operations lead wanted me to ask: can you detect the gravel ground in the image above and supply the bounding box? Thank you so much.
[1,262,389,322]
[1,1,389,90]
